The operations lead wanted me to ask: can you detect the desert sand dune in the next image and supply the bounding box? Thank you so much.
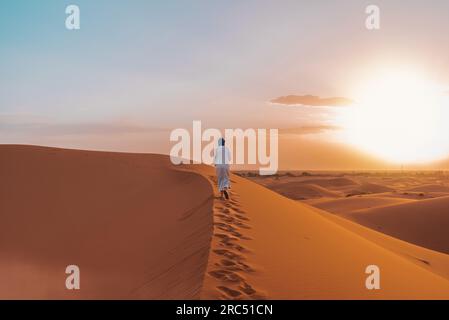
[0,145,214,299]
[309,205,449,281]
[379,191,449,200]
[346,182,395,195]
[307,196,415,215]
[405,184,449,193]
[265,182,342,200]
[343,196,449,255]
[195,168,449,299]
[298,177,358,188]
[2,145,449,300]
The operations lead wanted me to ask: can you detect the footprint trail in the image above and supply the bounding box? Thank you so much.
[205,175,265,300]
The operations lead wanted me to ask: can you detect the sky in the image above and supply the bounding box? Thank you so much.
[2,0,449,170]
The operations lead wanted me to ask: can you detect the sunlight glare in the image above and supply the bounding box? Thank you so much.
[340,69,449,163]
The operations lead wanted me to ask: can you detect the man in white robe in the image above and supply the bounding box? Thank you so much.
[214,138,231,199]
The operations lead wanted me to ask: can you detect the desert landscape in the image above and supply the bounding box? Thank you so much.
[2,145,449,299]
[3,0,449,306]
[240,170,449,255]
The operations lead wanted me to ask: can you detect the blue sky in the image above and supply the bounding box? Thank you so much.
[0,1,373,123]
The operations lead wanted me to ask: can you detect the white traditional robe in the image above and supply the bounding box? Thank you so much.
[214,146,231,191]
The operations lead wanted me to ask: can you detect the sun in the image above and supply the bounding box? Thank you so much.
[340,68,449,164]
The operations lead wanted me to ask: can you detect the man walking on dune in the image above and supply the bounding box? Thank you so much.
[214,138,231,200]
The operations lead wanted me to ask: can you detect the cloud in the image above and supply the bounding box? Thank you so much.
[270,95,353,107]
[279,125,341,136]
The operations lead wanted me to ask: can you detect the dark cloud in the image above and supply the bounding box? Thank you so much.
[270,95,353,107]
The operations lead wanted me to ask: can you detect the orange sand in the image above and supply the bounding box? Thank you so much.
[1,145,449,299]
[0,145,213,299]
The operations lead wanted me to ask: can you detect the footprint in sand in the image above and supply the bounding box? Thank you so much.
[215,213,251,230]
[232,221,251,229]
[209,270,245,283]
[217,259,255,273]
[214,233,249,252]
[207,181,264,300]
[214,233,239,241]
[217,286,242,298]
[221,242,247,252]
[213,249,245,261]
[233,207,245,214]
[229,199,241,205]
[239,281,257,295]
[235,214,249,221]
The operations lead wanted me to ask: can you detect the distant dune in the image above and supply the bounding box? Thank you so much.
[307,196,414,215]
[380,191,449,200]
[310,205,449,282]
[346,182,395,195]
[1,145,449,299]
[299,177,358,188]
[343,196,449,255]
[405,184,449,193]
[265,182,342,200]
